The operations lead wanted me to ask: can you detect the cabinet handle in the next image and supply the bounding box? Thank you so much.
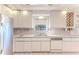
[16,41,24,42]
[51,38,62,40]
[16,41,32,42]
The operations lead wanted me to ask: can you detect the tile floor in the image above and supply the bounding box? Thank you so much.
[13,52,79,55]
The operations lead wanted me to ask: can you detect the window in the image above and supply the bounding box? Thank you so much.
[35,24,47,31]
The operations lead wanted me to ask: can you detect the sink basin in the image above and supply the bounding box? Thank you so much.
[34,33,47,37]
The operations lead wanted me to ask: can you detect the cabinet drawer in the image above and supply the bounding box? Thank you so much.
[63,38,72,41]
[72,38,79,41]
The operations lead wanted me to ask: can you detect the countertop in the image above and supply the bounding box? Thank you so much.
[13,34,79,38]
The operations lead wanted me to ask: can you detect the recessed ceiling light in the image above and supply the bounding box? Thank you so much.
[13,10,18,14]
[62,11,67,15]
[8,8,13,14]
[22,11,28,15]
[30,4,39,5]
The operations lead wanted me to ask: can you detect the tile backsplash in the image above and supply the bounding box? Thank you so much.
[14,28,79,36]
[14,28,33,35]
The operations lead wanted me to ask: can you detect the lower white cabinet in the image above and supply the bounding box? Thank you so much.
[31,38,50,52]
[41,41,50,51]
[63,38,79,52]
[24,41,31,52]
[31,41,40,52]
[15,41,24,52]
[13,37,79,53]
[72,41,79,52]
[63,41,72,52]
[13,38,50,52]
[63,38,72,52]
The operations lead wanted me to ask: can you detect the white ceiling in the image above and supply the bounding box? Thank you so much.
[4,4,79,11]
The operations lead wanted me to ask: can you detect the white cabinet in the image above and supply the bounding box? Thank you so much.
[63,38,79,52]
[13,11,32,28]
[72,38,79,52]
[31,41,40,52]
[23,38,32,52]
[72,41,79,52]
[63,41,72,52]
[50,11,66,28]
[63,38,72,52]
[31,38,41,52]
[13,38,24,52]
[41,40,50,51]
[24,41,31,52]
[13,37,50,53]
[31,38,50,52]
[15,41,24,52]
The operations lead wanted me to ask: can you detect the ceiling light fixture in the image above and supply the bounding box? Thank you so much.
[12,10,18,14]
[62,11,67,15]
[38,16,45,19]
[7,8,13,14]
[22,11,28,15]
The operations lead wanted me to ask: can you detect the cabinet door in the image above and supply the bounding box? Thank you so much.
[63,41,72,52]
[72,41,79,52]
[23,38,32,52]
[50,11,66,28]
[31,41,40,52]
[13,11,32,28]
[15,42,24,52]
[41,41,50,51]
[71,38,79,52]
[24,41,31,52]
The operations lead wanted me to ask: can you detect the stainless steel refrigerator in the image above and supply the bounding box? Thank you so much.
[0,14,13,55]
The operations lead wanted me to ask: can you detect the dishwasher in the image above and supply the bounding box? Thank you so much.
[50,38,63,52]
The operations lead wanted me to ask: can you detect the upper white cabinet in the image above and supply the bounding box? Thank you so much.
[13,11,32,28]
[50,11,66,28]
